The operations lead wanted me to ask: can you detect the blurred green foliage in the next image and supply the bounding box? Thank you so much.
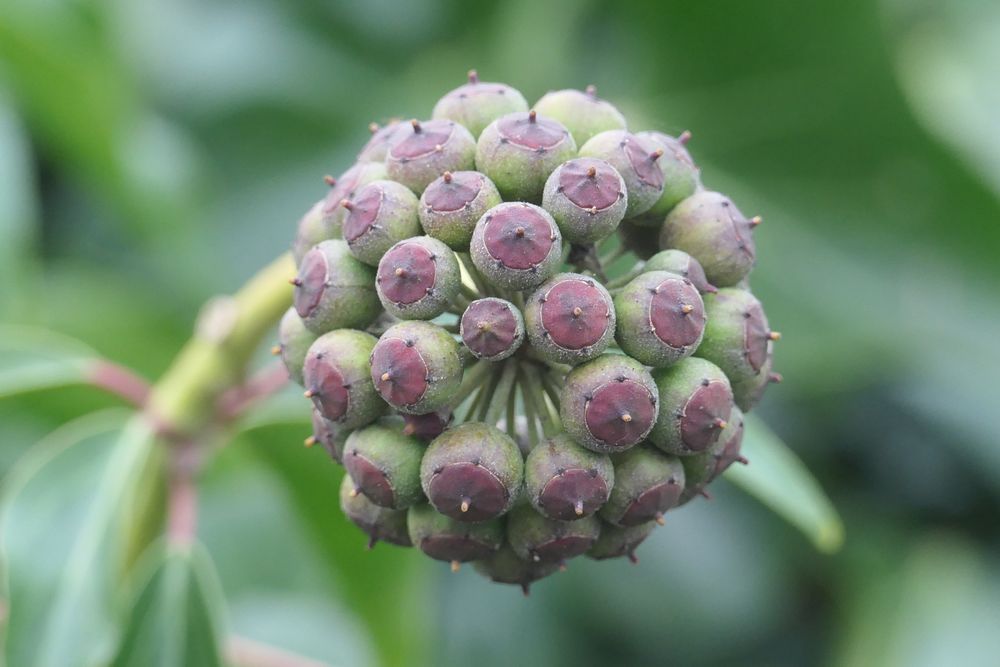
[1,0,999,665]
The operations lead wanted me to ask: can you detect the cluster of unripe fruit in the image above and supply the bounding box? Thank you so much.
[279,72,780,594]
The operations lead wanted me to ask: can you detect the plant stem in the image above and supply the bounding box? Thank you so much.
[484,361,518,426]
[475,364,504,421]
[452,360,491,406]
[517,366,541,448]
[522,364,560,437]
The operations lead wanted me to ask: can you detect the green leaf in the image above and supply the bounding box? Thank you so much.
[0,325,97,398]
[112,543,226,667]
[724,415,844,553]
[0,411,159,667]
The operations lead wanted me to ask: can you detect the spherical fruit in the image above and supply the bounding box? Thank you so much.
[339,474,412,549]
[524,433,614,520]
[291,199,329,266]
[343,418,427,509]
[613,270,706,367]
[642,249,717,294]
[533,86,628,147]
[472,543,559,595]
[460,297,525,361]
[342,180,422,267]
[586,520,655,562]
[375,236,460,320]
[599,446,685,527]
[432,70,530,138]
[357,120,410,162]
[470,202,563,290]
[292,240,381,335]
[507,502,601,564]
[302,330,385,429]
[386,119,476,193]
[369,321,463,415]
[407,503,504,567]
[648,357,734,456]
[542,157,627,244]
[320,162,388,237]
[277,307,317,386]
[578,130,665,217]
[629,130,701,226]
[695,287,776,386]
[523,273,616,365]
[418,170,502,250]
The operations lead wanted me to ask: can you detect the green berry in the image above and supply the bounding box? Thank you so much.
[731,350,781,412]
[343,418,427,509]
[407,503,504,567]
[533,85,627,147]
[339,474,412,549]
[309,407,348,463]
[523,273,616,365]
[648,357,734,456]
[321,162,388,237]
[341,180,422,266]
[293,240,382,335]
[542,157,627,244]
[613,270,706,367]
[629,130,701,226]
[303,329,385,429]
[695,287,777,386]
[431,70,530,138]
[475,110,577,202]
[277,307,317,386]
[599,446,685,526]
[375,236,460,320]
[370,321,463,415]
[524,433,614,520]
[711,405,747,477]
[507,502,601,564]
[418,170,502,250]
[401,409,452,441]
[678,406,746,505]
[617,218,661,260]
[660,191,757,287]
[472,543,559,595]
[291,199,330,266]
[386,119,476,193]
[578,130,665,217]
[586,520,655,562]
[642,249,717,294]
[460,297,524,362]
[470,202,563,290]
[420,422,523,522]
[357,120,410,162]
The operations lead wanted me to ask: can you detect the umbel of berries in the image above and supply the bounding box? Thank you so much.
[279,72,781,593]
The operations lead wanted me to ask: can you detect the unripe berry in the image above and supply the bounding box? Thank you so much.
[343,418,427,509]
[432,70,530,138]
[660,191,757,287]
[629,130,701,226]
[277,307,317,386]
[321,162,388,237]
[507,502,601,564]
[523,273,616,365]
[542,157,627,244]
[711,405,746,478]
[357,120,410,162]
[524,433,614,520]
[599,446,685,526]
[475,110,577,202]
[407,502,504,567]
[695,288,775,386]
[309,407,348,463]
[375,236,460,320]
[420,422,523,522]
[472,543,559,595]
[460,297,524,362]
[731,350,780,412]
[470,202,563,290]
[578,130,665,217]
[386,119,476,193]
[678,406,746,504]
[642,249,717,295]
[560,354,658,453]
[340,474,412,549]
[341,180,422,266]
[418,170,502,250]
[291,199,329,266]
[586,519,655,562]
[613,270,706,367]
[370,321,463,415]
[303,329,385,429]
[648,357,734,456]
[401,409,452,441]
[293,240,381,335]
[533,85,627,147]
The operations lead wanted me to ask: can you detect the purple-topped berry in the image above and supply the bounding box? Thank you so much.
[460,297,524,361]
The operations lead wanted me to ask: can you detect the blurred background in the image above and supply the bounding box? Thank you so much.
[2,0,999,665]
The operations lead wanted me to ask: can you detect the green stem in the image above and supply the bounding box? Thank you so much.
[521,365,560,437]
[484,361,518,426]
[606,262,646,289]
[475,364,504,421]
[451,360,491,407]
[505,383,518,442]
[460,282,480,303]
[458,253,491,297]
[517,366,541,448]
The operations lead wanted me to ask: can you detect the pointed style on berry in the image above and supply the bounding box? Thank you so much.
[303,330,385,429]
[711,406,746,478]
[629,130,702,226]
[677,407,745,505]
[613,270,706,367]
[293,240,382,335]
[357,120,410,162]
[578,130,665,217]
[310,407,349,463]
[542,157,628,244]
[292,199,331,266]
[523,273,616,365]
[560,354,658,453]
[370,321,463,415]
[277,307,318,386]
[586,519,656,562]
[418,170,502,250]
[472,543,559,594]
[420,422,524,522]
[648,357,734,456]
[385,119,477,193]
[507,502,601,564]
[599,446,685,526]
[341,180,422,266]
[731,349,778,412]
[660,191,757,287]
[407,502,504,565]
[642,249,717,294]
[695,287,774,387]
[460,297,525,361]
[339,474,412,548]
[401,409,452,441]
[524,433,614,520]
[342,418,427,509]
[532,86,628,147]
[470,202,563,290]
[321,162,388,237]
[375,236,460,320]
[432,71,530,138]
[475,110,577,202]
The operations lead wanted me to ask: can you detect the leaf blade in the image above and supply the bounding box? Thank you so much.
[0,325,97,399]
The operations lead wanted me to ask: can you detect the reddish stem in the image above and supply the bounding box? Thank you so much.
[217,362,290,421]
[84,360,152,407]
